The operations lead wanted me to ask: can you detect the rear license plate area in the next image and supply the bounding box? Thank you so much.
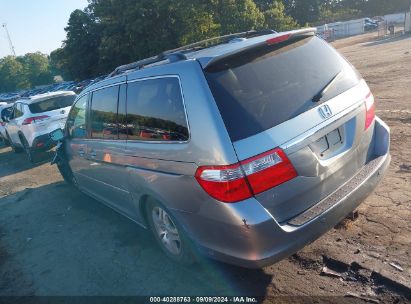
[310,128,343,157]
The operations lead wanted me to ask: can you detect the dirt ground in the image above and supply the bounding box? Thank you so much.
[0,32,410,302]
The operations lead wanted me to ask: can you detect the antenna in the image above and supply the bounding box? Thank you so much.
[2,23,16,56]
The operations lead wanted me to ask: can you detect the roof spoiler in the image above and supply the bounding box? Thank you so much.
[107,29,277,78]
[203,28,317,69]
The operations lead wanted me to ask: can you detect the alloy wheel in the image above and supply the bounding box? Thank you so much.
[151,206,182,256]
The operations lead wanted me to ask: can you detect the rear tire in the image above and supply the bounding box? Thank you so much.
[20,135,39,163]
[57,161,77,187]
[145,198,195,265]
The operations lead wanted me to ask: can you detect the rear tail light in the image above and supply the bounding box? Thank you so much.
[240,149,298,195]
[364,92,375,130]
[22,115,50,125]
[0,122,5,126]
[195,148,297,203]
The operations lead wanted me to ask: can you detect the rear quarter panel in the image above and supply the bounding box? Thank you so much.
[123,60,240,221]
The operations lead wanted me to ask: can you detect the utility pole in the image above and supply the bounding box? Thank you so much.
[2,23,16,56]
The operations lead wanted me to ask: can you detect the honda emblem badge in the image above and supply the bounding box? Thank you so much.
[318,104,332,119]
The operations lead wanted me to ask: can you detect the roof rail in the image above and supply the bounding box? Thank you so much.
[108,52,187,77]
[163,29,276,55]
[107,29,276,78]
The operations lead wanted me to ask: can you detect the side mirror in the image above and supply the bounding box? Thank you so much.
[49,128,65,142]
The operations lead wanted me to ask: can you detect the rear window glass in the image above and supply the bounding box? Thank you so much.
[126,77,189,141]
[90,86,119,140]
[205,36,361,142]
[29,95,76,114]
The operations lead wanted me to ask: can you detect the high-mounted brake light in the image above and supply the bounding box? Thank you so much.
[266,34,291,45]
[364,92,375,130]
[22,115,50,125]
[195,148,297,203]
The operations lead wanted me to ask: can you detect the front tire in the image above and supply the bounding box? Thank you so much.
[7,132,23,153]
[0,135,10,147]
[146,198,195,265]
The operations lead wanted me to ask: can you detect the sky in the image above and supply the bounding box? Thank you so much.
[0,0,89,58]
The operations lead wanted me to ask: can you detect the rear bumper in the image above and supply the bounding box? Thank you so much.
[177,117,390,268]
[207,153,389,268]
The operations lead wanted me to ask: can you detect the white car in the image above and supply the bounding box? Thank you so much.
[0,103,13,146]
[5,91,76,162]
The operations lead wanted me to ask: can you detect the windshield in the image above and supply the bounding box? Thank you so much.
[29,95,76,114]
[205,36,361,142]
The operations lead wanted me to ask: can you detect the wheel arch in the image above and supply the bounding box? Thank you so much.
[138,193,189,231]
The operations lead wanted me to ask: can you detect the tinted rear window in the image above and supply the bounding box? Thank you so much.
[126,77,189,141]
[90,86,119,140]
[29,95,76,114]
[205,36,361,142]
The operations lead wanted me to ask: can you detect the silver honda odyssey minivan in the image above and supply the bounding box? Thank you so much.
[56,28,390,268]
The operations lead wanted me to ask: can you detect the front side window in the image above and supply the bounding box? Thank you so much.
[90,86,119,140]
[126,77,189,141]
[67,95,88,139]
[14,103,24,119]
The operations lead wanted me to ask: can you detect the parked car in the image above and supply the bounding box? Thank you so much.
[5,91,76,162]
[0,103,14,145]
[365,17,378,31]
[55,28,390,268]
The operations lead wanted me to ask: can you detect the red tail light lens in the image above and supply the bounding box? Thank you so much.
[195,163,252,203]
[364,92,375,130]
[266,34,291,45]
[0,122,5,126]
[22,115,50,125]
[195,148,297,203]
[240,148,298,195]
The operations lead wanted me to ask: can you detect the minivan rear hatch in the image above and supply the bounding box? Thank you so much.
[204,32,374,224]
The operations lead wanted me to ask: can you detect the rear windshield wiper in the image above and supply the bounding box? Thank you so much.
[312,70,343,103]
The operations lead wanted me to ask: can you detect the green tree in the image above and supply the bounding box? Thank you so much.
[20,52,53,87]
[49,0,303,79]
[263,1,298,31]
[284,0,322,25]
[0,56,27,92]
[318,7,361,24]
[50,48,70,80]
[55,9,102,80]
[0,53,53,93]
[214,0,265,34]
[360,0,411,16]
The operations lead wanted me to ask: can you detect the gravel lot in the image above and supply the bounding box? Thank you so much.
[0,32,410,302]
